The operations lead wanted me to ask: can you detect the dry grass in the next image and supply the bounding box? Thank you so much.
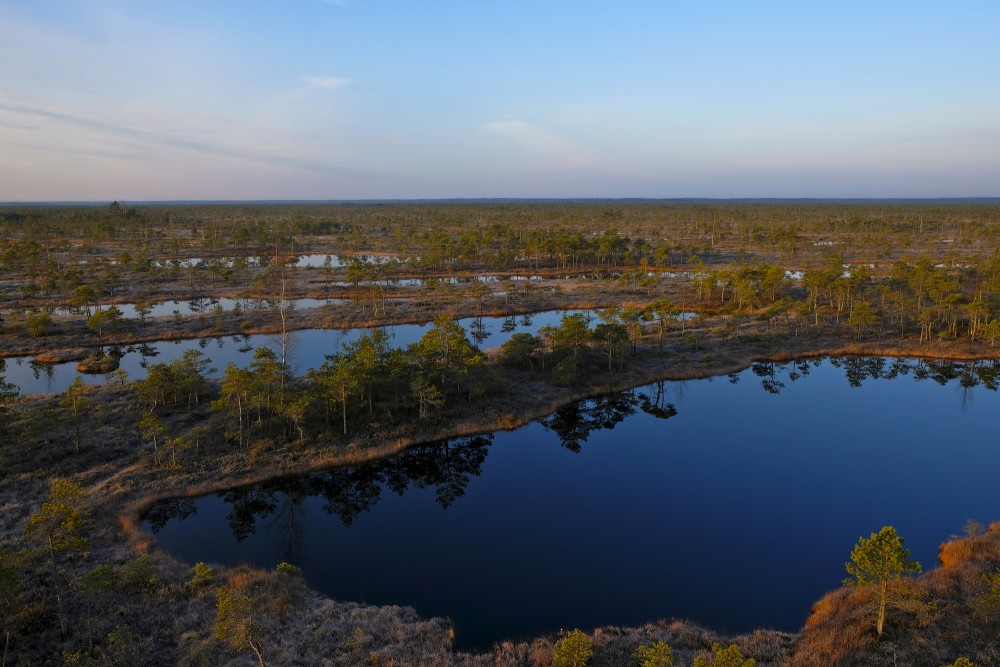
[938,535,1000,569]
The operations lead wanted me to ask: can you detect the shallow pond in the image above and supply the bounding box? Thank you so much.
[4,309,606,394]
[143,356,1000,650]
[152,253,403,269]
[54,297,339,320]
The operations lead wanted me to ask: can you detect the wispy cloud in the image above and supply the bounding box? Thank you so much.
[0,100,371,176]
[483,120,598,168]
[302,75,351,90]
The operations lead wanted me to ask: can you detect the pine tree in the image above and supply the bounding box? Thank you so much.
[844,525,921,636]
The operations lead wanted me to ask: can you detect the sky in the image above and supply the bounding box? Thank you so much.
[2,1,999,201]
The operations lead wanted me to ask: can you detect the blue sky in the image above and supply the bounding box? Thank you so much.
[2,1,999,200]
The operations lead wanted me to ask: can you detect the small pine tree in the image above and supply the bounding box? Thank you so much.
[635,640,674,667]
[190,562,214,591]
[275,562,302,577]
[215,584,265,667]
[942,659,974,667]
[693,643,755,667]
[845,525,921,637]
[23,479,90,636]
[60,378,95,454]
[552,629,592,667]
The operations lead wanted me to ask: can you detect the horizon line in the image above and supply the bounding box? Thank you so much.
[3,196,1000,207]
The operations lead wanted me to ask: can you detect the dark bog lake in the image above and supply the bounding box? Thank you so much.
[144,356,1000,650]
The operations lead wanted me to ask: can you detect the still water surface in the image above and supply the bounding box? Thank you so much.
[144,357,1000,650]
[4,309,598,394]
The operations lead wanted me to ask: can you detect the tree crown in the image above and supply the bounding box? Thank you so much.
[845,525,921,587]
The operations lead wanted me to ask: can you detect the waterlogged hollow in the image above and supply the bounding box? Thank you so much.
[144,357,1000,651]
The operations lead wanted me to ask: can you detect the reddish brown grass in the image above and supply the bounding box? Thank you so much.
[939,532,1000,569]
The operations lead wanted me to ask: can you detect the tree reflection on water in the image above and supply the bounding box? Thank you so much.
[144,356,998,547]
[145,434,494,547]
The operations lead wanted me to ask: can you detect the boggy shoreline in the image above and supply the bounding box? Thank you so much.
[114,332,1000,665]
[6,326,1000,666]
